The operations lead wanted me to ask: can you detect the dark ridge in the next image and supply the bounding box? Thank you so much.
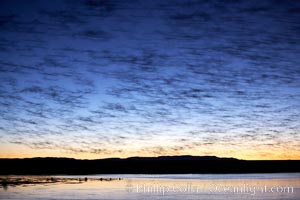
[0,156,299,175]
[125,155,238,161]
[3,155,238,161]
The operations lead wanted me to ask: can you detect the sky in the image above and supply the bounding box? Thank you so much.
[0,0,299,160]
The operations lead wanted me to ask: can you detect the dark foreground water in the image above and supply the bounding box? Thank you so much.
[0,173,299,199]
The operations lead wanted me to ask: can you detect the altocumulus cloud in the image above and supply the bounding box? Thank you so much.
[0,0,299,159]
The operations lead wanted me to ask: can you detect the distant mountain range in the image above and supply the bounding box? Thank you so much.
[0,156,299,175]
[17,155,238,161]
[116,155,239,161]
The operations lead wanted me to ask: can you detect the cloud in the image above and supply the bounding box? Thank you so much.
[0,0,299,158]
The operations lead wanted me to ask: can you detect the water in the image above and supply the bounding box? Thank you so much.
[1,173,299,199]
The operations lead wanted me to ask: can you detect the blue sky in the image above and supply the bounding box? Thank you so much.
[0,0,299,159]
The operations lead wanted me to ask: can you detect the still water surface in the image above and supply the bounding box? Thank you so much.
[1,173,299,200]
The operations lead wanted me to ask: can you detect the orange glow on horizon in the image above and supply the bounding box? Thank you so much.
[0,142,299,160]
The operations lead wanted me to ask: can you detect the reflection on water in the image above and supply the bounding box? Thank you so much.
[0,173,299,200]
[0,176,121,191]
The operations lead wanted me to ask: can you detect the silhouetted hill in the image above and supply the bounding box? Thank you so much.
[120,155,238,161]
[0,156,299,175]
